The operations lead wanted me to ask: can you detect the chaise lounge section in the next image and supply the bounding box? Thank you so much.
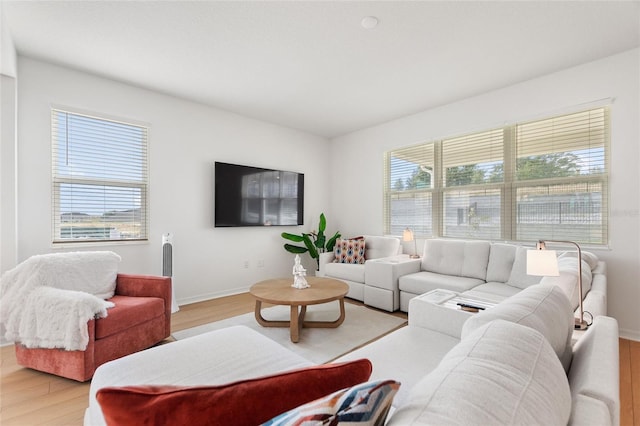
[85,284,619,425]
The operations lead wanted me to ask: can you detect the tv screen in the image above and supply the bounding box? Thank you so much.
[214,162,304,227]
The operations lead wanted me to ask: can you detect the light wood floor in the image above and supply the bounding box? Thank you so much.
[1,293,638,425]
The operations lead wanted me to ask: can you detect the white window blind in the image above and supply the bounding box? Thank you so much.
[513,108,608,243]
[441,129,504,239]
[384,143,435,236]
[384,106,609,245]
[52,109,149,243]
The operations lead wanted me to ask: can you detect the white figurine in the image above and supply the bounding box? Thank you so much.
[292,254,310,289]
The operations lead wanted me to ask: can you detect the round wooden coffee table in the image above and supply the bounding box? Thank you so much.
[249,277,349,343]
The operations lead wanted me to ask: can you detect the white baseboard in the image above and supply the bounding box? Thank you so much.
[619,327,640,342]
[174,287,250,308]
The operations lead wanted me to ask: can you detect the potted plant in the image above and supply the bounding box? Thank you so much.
[281,213,341,270]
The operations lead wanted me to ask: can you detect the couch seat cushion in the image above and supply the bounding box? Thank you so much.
[335,325,459,409]
[399,271,484,295]
[461,282,521,302]
[96,295,164,339]
[388,320,571,426]
[324,263,365,283]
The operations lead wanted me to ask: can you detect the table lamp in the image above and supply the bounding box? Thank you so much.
[402,228,420,259]
[526,240,588,330]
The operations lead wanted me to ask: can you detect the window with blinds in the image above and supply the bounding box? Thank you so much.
[384,106,609,245]
[51,109,149,244]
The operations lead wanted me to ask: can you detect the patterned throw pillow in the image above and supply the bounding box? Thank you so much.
[263,379,401,426]
[333,238,366,264]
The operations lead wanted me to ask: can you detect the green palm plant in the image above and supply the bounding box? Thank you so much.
[281,213,341,269]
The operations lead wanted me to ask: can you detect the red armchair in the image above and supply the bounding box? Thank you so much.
[15,274,172,382]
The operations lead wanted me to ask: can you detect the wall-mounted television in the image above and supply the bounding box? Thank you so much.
[214,162,304,227]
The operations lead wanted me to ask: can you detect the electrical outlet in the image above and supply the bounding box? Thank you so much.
[257,260,265,268]
[243,260,249,269]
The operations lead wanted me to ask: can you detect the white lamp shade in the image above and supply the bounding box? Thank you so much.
[526,249,559,276]
[403,228,414,242]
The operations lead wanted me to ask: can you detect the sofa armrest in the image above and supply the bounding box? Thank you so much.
[115,274,172,336]
[365,256,422,291]
[568,316,619,426]
[317,252,335,277]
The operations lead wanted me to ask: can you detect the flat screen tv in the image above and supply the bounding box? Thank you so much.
[214,162,304,227]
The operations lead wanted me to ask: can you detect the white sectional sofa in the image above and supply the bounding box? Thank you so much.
[85,284,620,425]
[398,239,607,321]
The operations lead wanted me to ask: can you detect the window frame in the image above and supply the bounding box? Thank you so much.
[384,106,610,246]
[51,107,150,245]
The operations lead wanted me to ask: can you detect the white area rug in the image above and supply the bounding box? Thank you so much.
[172,302,407,364]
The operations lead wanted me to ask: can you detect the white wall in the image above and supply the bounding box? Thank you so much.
[330,49,640,340]
[13,57,331,305]
[0,6,18,274]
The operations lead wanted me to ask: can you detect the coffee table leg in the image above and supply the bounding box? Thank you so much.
[290,305,300,343]
[254,300,289,328]
[302,298,346,328]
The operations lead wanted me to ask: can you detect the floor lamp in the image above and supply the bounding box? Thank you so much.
[526,240,588,330]
[402,228,420,259]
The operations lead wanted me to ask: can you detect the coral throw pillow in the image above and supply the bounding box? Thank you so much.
[96,359,372,426]
[263,379,401,425]
[333,238,366,264]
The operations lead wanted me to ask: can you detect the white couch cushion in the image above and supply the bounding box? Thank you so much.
[335,325,459,409]
[399,271,484,295]
[388,320,571,426]
[540,256,593,311]
[568,316,619,426]
[486,243,517,282]
[364,235,400,260]
[506,246,543,289]
[86,325,313,426]
[461,284,574,371]
[421,239,490,280]
[323,263,365,283]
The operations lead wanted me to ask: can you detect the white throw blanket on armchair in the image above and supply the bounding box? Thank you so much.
[0,251,121,351]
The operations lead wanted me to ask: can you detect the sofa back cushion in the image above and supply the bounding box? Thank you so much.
[421,239,490,280]
[364,236,400,260]
[506,246,543,289]
[540,256,593,311]
[486,243,517,283]
[388,320,571,426]
[461,284,574,371]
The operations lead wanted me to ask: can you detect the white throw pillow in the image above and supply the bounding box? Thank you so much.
[388,320,572,426]
[461,284,574,372]
[34,251,121,299]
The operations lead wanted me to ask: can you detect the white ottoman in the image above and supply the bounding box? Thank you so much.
[84,325,313,426]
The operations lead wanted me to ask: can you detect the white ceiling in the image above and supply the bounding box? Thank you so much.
[2,1,639,138]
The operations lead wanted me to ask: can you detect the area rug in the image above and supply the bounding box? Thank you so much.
[172,302,407,364]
